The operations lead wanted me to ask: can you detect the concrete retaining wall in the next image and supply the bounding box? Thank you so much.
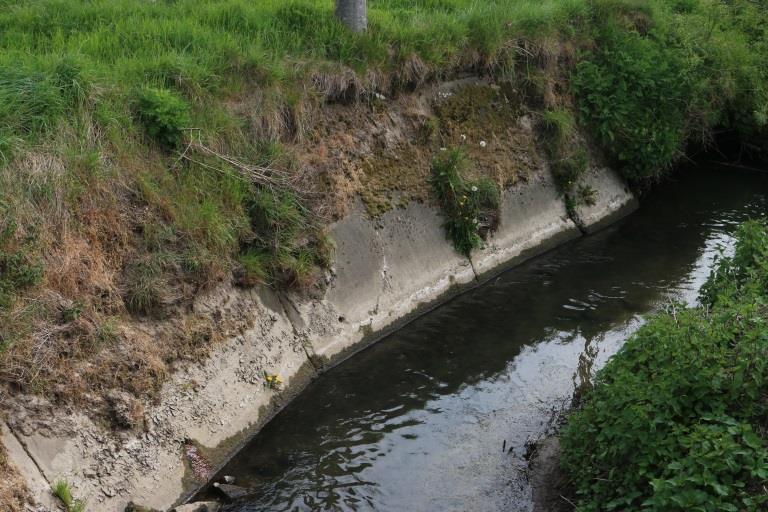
[572,166,639,234]
[3,167,636,511]
[472,166,582,279]
[282,200,477,367]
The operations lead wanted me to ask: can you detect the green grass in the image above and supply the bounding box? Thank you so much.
[0,0,764,162]
[52,481,86,512]
[561,220,768,511]
[538,108,591,208]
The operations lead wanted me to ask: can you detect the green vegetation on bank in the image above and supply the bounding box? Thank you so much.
[539,108,594,213]
[561,220,768,511]
[573,1,768,180]
[52,481,86,512]
[0,0,765,408]
[430,148,500,255]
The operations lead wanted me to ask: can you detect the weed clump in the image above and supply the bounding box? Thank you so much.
[430,148,500,256]
[122,255,169,316]
[52,481,86,512]
[540,109,585,188]
[561,220,768,511]
[539,108,594,213]
[241,188,331,289]
[0,211,42,312]
[136,87,190,149]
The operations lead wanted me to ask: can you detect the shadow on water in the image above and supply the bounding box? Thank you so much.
[198,165,768,511]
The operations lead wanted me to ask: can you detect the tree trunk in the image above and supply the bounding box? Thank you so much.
[335,0,367,32]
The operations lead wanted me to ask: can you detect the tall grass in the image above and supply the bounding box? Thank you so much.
[0,0,589,116]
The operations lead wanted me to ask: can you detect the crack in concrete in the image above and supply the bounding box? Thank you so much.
[4,422,51,487]
[276,293,319,372]
[565,199,589,235]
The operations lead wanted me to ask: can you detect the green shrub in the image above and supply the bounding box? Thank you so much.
[430,148,500,256]
[561,220,768,512]
[573,29,690,181]
[136,87,190,148]
[701,220,768,307]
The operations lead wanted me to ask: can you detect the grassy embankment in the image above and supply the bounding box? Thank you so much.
[562,220,768,511]
[0,0,766,507]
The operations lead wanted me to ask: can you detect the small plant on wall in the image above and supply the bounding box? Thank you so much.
[430,147,500,256]
[539,108,596,215]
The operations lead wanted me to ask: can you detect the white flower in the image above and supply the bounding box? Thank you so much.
[460,134,467,141]
[479,140,487,148]
[440,147,447,151]
[471,185,478,192]
[473,218,479,224]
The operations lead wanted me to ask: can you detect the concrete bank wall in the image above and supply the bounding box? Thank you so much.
[4,167,636,511]
[472,166,581,279]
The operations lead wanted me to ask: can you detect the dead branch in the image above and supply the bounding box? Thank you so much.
[177,129,297,192]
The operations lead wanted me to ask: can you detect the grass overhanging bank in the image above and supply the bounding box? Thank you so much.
[561,220,768,511]
[0,0,767,508]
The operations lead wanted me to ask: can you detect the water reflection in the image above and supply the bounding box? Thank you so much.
[203,166,767,511]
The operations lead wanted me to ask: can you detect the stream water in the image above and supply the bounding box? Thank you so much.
[203,164,768,511]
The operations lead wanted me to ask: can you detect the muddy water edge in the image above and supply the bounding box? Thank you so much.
[195,164,768,511]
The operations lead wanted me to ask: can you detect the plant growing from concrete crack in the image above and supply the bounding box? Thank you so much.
[52,480,86,512]
[264,372,283,390]
[430,147,500,256]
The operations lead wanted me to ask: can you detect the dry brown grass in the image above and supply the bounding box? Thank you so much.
[0,128,243,420]
[0,442,31,512]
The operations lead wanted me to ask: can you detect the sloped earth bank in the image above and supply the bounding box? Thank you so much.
[197,165,767,511]
[0,120,636,511]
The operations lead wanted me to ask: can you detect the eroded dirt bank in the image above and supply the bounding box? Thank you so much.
[1,79,636,511]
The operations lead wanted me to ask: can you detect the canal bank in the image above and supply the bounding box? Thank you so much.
[2,160,635,510]
[198,165,767,511]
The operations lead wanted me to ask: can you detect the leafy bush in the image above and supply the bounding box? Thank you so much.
[136,87,190,148]
[572,0,768,180]
[701,220,768,307]
[430,148,500,256]
[572,29,690,181]
[561,220,768,511]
